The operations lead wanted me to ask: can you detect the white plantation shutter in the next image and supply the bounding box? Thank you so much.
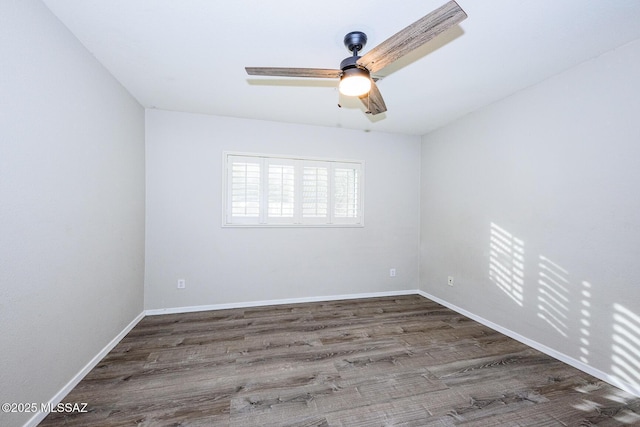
[267,160,295,221]
[333,163,361,223]
[227,156,261,224]
[302,163,329,221]
[224,153,363,226]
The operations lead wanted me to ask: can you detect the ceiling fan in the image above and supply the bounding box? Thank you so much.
[245,1,467,115]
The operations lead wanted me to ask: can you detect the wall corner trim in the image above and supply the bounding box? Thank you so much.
[417,290,640,398]
[24,311,146,427]
[25,290,420,426]
[24,287,638,427]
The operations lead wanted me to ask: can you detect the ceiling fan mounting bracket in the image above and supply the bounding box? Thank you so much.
[343,31,367,55]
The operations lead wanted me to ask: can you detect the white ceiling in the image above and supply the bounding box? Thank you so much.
[42,0,640,136]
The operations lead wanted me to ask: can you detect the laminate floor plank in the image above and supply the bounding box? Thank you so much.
[39,295,640,426]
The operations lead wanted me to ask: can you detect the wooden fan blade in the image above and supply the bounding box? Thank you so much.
[357,0,467,74]
[359,80,387,115]
[245,67,342,78]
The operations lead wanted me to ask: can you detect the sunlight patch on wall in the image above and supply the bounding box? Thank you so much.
[579,281,592,364]
[537,256,569,337]
[611,303,640,390]
[489,223,525,306]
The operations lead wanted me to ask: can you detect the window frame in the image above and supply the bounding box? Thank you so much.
[223,151,364,227]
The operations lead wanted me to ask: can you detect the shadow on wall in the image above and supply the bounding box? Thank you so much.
[488,222,640,395]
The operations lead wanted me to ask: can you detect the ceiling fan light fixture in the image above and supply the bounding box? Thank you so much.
[245,1,468,115]
[339,67,371,97]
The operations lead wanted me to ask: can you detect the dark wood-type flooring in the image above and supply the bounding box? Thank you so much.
[41,295,640,426]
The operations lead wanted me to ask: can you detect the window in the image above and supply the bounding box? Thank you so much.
[224,152,363,226]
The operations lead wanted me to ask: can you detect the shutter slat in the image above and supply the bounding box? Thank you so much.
[334,167,359,218]
[230,161,261,218]
[302,166,329,218]
[268,163,295,218]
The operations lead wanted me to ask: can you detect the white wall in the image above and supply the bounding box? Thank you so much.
[145,110,421,310]
[420,39,640,394]
[0,2,145,426]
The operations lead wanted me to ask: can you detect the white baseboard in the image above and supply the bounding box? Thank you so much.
[24,289,638,427]
[417,290,640,398]
[145,289,419,316]
[26,290,416,426]
[24,311,145,427]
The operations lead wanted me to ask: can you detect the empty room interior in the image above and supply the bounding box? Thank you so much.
[2,0,640,426]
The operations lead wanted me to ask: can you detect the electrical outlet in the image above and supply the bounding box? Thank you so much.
[177,279,186,289]
[389,268,396,277]
[448,276,454,286]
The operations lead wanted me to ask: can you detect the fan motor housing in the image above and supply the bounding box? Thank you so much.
[340,55,370,80]
[340,55,361,70]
